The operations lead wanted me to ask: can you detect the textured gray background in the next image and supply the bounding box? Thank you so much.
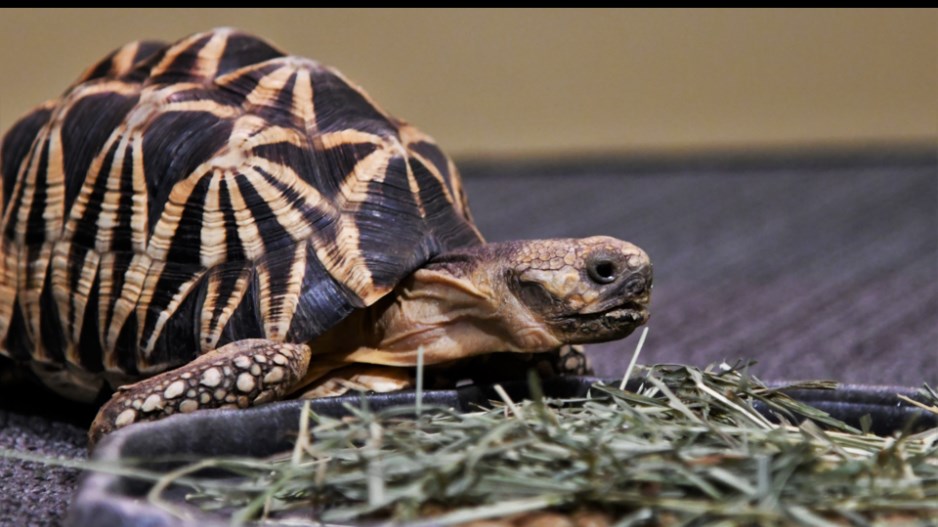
[461,149,938,387]
[1,148,936,526]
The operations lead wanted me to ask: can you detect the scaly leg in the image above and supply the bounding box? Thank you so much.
[89,339,311,446]
[547,344,592,376]
[298,363,413,399]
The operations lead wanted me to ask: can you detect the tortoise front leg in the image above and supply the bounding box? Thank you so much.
[89,339,311,446]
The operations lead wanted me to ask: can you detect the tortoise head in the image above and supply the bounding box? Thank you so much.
[307,235,651,376]
[425,236,652,350]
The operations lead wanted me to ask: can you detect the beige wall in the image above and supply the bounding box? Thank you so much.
[1,9,935,157]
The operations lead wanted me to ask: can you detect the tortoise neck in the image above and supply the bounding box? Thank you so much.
[308,255,562,367]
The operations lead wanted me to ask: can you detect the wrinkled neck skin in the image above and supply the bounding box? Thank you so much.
[309,246,562,368]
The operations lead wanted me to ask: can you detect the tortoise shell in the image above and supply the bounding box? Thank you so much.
[0,28,481,398]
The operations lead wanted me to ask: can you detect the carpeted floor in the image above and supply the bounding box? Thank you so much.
[1,147,936,526]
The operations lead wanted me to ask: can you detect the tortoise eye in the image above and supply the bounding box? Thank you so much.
[587,258,617,285]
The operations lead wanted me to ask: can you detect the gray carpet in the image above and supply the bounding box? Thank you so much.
[1,147,936,526]
[0,409,87,526]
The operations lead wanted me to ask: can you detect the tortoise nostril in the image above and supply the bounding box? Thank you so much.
[588,259,617,285]
[625,275,646,296]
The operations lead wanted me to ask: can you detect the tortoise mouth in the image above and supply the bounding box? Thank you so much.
[555,300,649,343]
[598,301,649,324]
[578,301,648,324]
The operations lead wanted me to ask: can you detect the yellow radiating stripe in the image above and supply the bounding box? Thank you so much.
[449,160,478,226]
[403,143,427,219]
[243,161,334,241]
[50,244,100,368]
[135,260,206,360]
[60,123,121,241]
[398,123,458,207]
[196,30,230,80]
[256,262,272,339]
[151,28,231,81]
[224,172,266,261]
[245,63,295,109]
[293,68,315,129]
[73,40,145,85]
[70,80,141,100]
[235,116,305,147]
[43,125,66,243]
[12,134,41,345]
[94,134,129,252]
[247,164,315,240]
[146,169,211,261]
[214,60,278,91]
[250,155,330,211]
[0,243,19,355]
[199,170,227,268]
[330,135,395,211]
[93,133,135,351]
[258,242,307,340]
[96,252,119,347]
[199,264,252,352]
[317,129,384,150]
[129,132,148,252]
[103,252,150,367]
[161,98,241,119]
[12,128,46,245]
[109,41,143,76]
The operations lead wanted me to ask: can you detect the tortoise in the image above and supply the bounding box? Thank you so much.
[0,28,652,445]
